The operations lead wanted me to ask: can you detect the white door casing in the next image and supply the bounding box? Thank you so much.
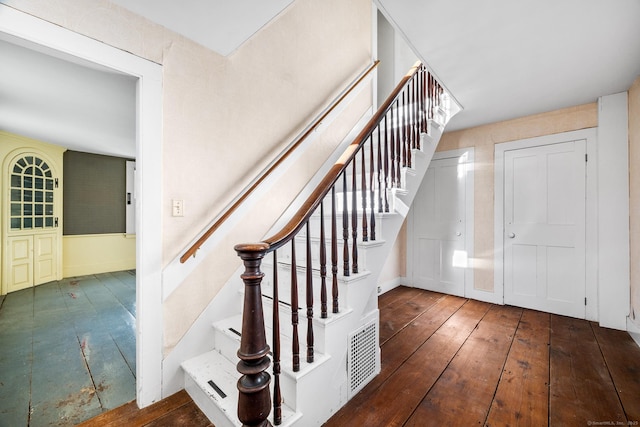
[409,149,474,297]
[503,140,586,318]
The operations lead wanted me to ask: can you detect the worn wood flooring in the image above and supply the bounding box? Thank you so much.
[79,286,640,427]
[325,286,640,427]
[76,390,212,427]
[0,271,136,426]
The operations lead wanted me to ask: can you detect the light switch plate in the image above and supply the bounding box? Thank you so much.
[172,199,184,217]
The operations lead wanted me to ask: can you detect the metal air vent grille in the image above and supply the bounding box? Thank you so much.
[347,320,377,397]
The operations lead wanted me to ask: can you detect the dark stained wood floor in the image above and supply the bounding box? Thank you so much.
[80,286,640,426]
[76,390,212,427]
[325,286,640,427]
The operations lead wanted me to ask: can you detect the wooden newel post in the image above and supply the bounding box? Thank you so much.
[234,242,272,427]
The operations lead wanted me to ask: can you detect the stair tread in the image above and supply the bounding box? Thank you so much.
[182,350,301,426]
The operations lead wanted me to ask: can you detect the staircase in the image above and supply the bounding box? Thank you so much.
[181,63,455,427]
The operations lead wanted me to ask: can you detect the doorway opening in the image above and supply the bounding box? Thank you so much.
[0,4,163,411]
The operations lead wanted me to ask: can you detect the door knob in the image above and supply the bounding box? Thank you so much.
[508,232,516,238]
[455,232,462,236]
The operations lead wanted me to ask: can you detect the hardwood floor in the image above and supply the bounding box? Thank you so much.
[324,286,640,427]
[76,390,212,427]
[80,286,640,426]
[0,272,136,426]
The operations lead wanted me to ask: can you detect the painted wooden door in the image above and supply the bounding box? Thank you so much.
[503,140,586,318]
[412,156,466,296]
[7,236,33,293]
[5,152,60,293]
[34,233,57,285]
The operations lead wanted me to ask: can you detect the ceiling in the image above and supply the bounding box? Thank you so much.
[2,0,640,158]
[110,0,294,56]
[0,33,137,158]
[377,0,640,131]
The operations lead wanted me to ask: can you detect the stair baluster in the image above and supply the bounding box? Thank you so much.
[351,161,358,274]
[306,223,314,363]
[342,172,350,276]
[413,75,422,150]
[383,115,390,212]
[320,201,328,319]
[429,74,435,121]
[291,242,300,372]
[369,134,376,240]
[394,100,402,186]
[272,250,282,425]
[361,145,368,242]
[421,69,428,133]
[377,125,383,214]
[411,79,420,150]
[402,91,408,168]
[331,187,339,313]
[389,108,396,189]
[404,88,412,168]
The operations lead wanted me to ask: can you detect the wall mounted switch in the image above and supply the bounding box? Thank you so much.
[172,199,184,217]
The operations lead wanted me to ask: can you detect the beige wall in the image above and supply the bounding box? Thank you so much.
[436,103,598,292]
[63,234,135,277]
[379,220,407,286]
[5,0,373,353]
[630,76,640,328]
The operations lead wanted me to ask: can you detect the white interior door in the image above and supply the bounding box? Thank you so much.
[412,156,467,296]
[503,140,586,318]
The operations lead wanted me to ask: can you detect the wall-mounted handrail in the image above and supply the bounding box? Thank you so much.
[179,60,380,264]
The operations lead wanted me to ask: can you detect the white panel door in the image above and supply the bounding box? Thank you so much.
[503,140,586,318]
[412,157,466,296]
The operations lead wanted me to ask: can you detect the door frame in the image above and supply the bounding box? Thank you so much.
[408,148,475,297]
[0,6,164,407]
[494,128,598,321]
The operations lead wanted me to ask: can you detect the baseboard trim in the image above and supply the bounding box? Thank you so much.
[377,277,405,295]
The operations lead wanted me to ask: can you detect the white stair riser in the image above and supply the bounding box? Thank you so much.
[259,267,362,312]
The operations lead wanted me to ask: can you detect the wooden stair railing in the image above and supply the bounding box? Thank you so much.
[234,61,445,427]
[180,60,379,264]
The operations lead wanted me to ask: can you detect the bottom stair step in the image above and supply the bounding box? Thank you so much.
[182,350,302,427]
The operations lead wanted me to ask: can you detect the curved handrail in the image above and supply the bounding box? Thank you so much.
[180,60,380,264]
[261,61,423,251]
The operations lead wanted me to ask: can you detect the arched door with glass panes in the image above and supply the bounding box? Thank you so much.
[6,152,61,293]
